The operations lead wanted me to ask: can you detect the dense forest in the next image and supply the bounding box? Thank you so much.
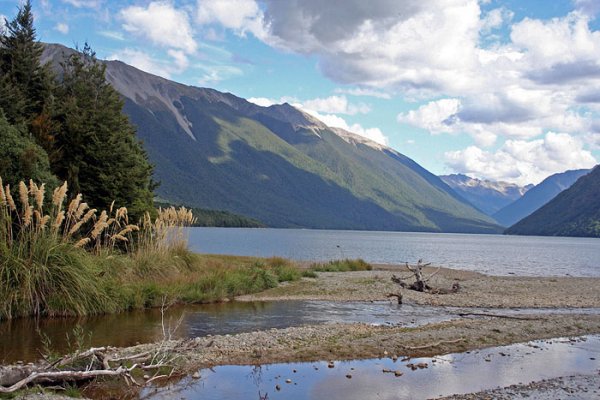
[0,1,154,220]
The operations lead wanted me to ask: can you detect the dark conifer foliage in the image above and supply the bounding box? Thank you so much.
[0,112,57,189]
[52,44,155,220]
[0,0,54,125]
[0,3,155,220]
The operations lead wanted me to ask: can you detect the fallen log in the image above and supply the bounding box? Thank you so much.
[0,365,136,394]
[456,312,546,320]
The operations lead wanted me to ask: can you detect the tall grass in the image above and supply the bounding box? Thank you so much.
[0,177,302,320]
[0,177,194,319]
[309,258,373,272]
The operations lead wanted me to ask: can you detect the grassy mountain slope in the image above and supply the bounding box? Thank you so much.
[506,166,600,237]
[43,43,501,233]
[493,169,591,227]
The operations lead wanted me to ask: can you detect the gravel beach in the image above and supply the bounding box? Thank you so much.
[238,265,600,308]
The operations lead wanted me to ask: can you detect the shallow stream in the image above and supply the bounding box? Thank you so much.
[2,300,599,364]
[141,335,600,400]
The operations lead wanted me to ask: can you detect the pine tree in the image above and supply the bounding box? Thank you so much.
[0,111,57,189]
[53,44,155,220]
[0,0,54,125]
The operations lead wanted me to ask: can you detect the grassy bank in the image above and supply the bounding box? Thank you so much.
[0,178,302,320]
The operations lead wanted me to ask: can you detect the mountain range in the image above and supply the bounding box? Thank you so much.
[42,43,501,233]
[439,174,531,216]
[506,166,599,237]
[492,169,591,227]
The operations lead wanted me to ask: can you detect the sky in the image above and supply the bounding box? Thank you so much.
[2,0,600,186]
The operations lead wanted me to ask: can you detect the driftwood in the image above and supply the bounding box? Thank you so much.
[1,299,182,394]
[456,312,546,321]
[0,365,137,394]
[386,293,403,304]
[0,346,178,394]
[390,259,460,295]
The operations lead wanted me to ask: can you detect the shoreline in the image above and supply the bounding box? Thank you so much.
[3,263,600,398]
[239,263,600,308]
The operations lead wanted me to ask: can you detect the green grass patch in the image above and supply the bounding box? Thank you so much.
[309,258,372,272]
[0,244,305,320]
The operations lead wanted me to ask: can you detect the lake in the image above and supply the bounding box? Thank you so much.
[188,228,600,277]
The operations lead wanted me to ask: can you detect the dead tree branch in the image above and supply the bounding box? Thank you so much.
[391,259,460,295]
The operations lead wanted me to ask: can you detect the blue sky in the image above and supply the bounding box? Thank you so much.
[2,0,600,185]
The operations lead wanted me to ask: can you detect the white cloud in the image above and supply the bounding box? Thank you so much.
[196,64,243,85]
[55,22,69,34]
[120,2,197,54]
[167,49,189,72]
[398,98,461,135]
[196,0,266,38]
[481,7,514,33]
[445,132,597,185]
[301,95,370,115]
[334,87,392,99]
[300,108,388,146]
[247,97,275,107]
[108,49,173,79]
[62,0,102,8]
[248,96,388,145]
[98,30,125,41]
[574,0,600,17]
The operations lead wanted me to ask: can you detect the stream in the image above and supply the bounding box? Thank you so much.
[141,335,600,400]
[2,300,600,364]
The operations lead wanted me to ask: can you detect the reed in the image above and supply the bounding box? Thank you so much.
[0,177,302,319]
[0,177,196,319]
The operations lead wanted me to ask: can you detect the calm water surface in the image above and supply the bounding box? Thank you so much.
[188,228,600,276]
[143,336,600,400]
[0,301,462,363]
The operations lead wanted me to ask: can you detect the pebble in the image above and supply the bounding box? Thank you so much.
[275,384,281,391]
[346,374,352,379]
[143,374,150,380]
[192,372,201,379]
[394,370,403,377]
[285,379,292,384]
[328,362,335,368]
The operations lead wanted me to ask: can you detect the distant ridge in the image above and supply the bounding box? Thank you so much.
[506,166,600,237]
[42,43,501,233]
[440,174,531,216]
[493,169,591,227]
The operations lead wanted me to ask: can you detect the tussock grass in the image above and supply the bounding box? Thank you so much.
[310,258,373,272]
[0,177,302,320]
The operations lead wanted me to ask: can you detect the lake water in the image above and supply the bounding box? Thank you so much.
[188,228,600,277]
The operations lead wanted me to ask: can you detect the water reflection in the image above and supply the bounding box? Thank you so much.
[143,336,600,400]
[4,301,600,364]
[0,301,454,363]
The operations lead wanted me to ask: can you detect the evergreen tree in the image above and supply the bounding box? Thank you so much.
[53,44,155,220]
[0,111,57,189]
[0,0,54,125]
